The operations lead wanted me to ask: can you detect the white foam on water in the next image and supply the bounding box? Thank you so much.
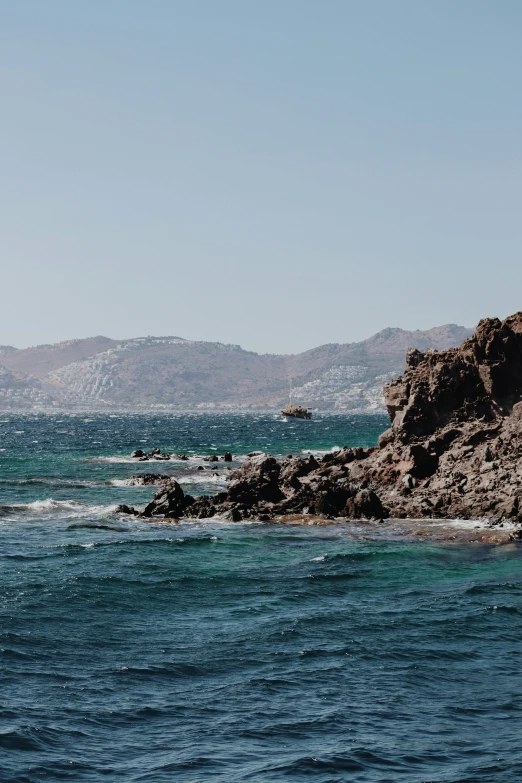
[18,499,83,511]
[431,518,521,531]
[1,499,120,520]
[89,456,136,464]
[91,454,233,465]
[179,515,262,528]
[109,473,228,488]
[177,474,228,486]
[301,446,341,457]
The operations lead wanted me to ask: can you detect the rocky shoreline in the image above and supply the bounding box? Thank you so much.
[118,312,522,539]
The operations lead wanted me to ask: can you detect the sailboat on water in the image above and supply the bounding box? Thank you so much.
[281,379,312,420]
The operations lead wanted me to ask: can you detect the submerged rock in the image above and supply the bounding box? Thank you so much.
[115,504,139,516]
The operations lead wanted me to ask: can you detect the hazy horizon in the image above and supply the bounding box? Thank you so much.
[2,1,521,353]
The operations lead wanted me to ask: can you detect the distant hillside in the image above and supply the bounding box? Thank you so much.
[0,336,119,376]
[0,365,56,409]
[285,325,473,412]
[0,325,474,411]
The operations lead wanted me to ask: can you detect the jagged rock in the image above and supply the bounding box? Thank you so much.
[335,447,355,465]
[132,447,173,460]
[203,455,219,462]
[115,504,139,515]
[116,312,522,530]
[321,452,337,465]
[353,447,373,460]
[378,429,393,449]
[405,347,424,369]
[279,454,319,490]
[228,453,284,504]
[405,445,439,479]
[143,479,190,518]
[312,481,352,517]
[344,490,385,520]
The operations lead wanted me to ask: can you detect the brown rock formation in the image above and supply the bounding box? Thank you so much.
[363,312,522,524]
[121,313,522,530]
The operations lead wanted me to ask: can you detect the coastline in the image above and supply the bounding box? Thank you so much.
[123,313,522,535]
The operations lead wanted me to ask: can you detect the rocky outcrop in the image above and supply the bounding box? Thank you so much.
[118,313,522,529]
[142,479,194,518]
[121,473,171,486]
[129,449,227,462]
[131,448,173,461]
[359,312,522,524]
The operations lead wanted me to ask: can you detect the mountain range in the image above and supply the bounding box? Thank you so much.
[0,324,474,412]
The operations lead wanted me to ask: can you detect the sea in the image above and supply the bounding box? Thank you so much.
[1,412,522,782]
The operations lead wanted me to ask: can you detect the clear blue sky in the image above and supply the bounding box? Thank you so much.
[2,1,521,353]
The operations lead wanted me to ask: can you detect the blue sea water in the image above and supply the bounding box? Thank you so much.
[1,412,522,782]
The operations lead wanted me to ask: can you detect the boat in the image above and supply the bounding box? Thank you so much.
[281,378,312,419]
[281,404,312,420]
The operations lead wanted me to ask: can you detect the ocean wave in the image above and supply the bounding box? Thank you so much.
[264,750,409,775]
[67,522,130,532]
[0,499,120,519]
[308,549,413,564]
[305,571,367,582]
[0,725,87,752]
[301,445,341,457]
[88,455,137,464]
[431,518,522,531]
[177,472,229,485]
[109,473,228,488]
[110,478,165,487]
[0,477,99,488]
[90,453,239,464]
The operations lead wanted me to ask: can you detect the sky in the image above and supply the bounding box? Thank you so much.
[1,1,522,354]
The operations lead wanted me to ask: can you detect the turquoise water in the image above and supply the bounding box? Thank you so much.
[1,413,522,782]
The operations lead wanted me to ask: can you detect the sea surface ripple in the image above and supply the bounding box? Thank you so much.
[1,412,522,782]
